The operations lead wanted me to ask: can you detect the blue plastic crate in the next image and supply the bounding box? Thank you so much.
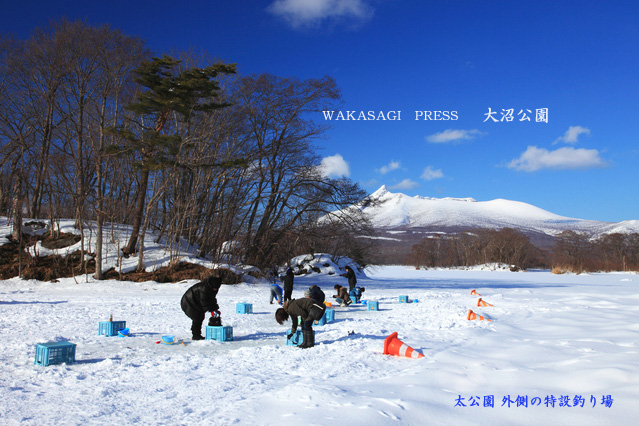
[286,330,303,346]
[314,307,336,326]
[34,342,76,366]
[99,321,126,336]
[325,309,335,323]
[236,303,253,314]
[314,313,327,326]
[368,301,379,311]
[399,295,409,303]
[205,326,233,341]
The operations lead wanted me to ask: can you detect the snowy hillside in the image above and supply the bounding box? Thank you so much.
[336,186,639,237]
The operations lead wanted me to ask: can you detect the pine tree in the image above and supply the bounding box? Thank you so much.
[112,55,236,256]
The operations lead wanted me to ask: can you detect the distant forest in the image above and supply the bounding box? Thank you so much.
[406,228,639,273]
[0,19,376,278]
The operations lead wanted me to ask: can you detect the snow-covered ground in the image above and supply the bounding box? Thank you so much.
[1,266,638,425]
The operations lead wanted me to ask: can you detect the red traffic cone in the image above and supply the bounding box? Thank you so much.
[467,309,491,321]
[383,332,424,359]
[470,289,481,296]
[477,298,493,307]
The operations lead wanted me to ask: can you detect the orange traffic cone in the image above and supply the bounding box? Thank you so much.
[383,332,424,359]
[477,298,493,307]
[470,289,481,296]
[467,309,491,321]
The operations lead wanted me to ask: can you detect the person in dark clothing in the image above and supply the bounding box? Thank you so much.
[340,265,357,292]
[282,267,294,302]
[305,284,325,304]
[332,284,352,306]
[275,297,326,349]
[181,275,222,340]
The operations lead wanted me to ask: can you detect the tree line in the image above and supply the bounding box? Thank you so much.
[0,19,375,279]
[406,228,541,271]
[551,230,639,273]
[406,228,639,273]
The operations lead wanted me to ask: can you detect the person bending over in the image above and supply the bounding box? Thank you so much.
[275,297,325,349]
[181,274,222,340]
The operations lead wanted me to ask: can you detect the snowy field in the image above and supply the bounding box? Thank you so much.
[1,266,638,425]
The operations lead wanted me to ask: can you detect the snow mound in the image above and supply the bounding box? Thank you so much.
[289,253,366,278]
[426,262,520,272]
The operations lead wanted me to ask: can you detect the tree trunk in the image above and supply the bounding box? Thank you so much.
[94,97,108,280]
[31,101,55,219]
[11,170,22,241]
[123,167,149,255]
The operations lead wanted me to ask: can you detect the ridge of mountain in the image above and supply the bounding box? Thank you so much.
[355,185,639,237]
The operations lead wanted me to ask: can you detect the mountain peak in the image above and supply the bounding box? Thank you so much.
[370,185,390,199]
[369,185,476,203]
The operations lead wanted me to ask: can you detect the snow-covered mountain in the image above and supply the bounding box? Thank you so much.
[340,186,639,238]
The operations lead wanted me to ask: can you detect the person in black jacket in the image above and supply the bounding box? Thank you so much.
[275,294,325,349]
[282,267,294,303]
[340,265,357,292]
[181,274,222,340]
[305,284,325,304]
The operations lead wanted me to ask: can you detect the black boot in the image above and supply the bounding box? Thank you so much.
[298,330,315,349]
[191,317,204,340]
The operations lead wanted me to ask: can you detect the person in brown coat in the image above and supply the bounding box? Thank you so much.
[333,284,352,306]
[275,296,325,348]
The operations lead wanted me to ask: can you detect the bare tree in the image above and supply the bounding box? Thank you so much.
[232,74,343,267]
[553,230,590,273]
[0,36,38,241]
[408,228,539,270]
[89,25,148,279]
[17,22,70,219]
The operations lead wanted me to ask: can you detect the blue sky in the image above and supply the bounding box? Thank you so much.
[2,0,638,222]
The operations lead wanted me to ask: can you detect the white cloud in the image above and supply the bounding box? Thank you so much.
[426,129,484,143]
[268,0,374,28]
[554,125,591,144]
[377,160,401,174]
[508,146,607,172]
[319,154,350,178]
[389,179,419,190]
[421,166,444,181]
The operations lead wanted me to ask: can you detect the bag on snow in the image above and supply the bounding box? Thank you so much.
[208,315,222,327]
[308,302,326,321]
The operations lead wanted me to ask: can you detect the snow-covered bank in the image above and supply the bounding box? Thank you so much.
[1,267,638,425]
